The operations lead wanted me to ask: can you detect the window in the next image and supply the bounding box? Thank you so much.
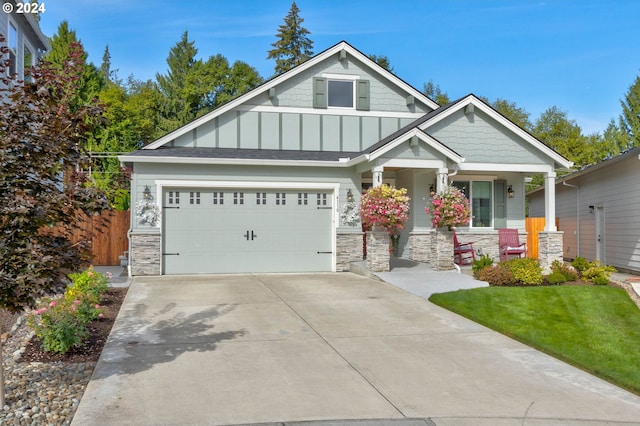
[298,193,308,205]
[213,192,224,205]
[168,191,180,205]
[275,193,286,205]
[313,77,369,110]
[256,192,266,205]
[317,193,327,206]
[233,192,244,205]
[23,45,33,82]
[452,181,493,228]
[8,23,17,76]
[328,80,354,108]
[189,192,201,205]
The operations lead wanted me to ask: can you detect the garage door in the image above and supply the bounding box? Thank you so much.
[162,188,334,274]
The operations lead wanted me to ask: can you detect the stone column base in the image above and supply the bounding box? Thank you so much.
[366,230,390,272]
[431,229,455,271]
[337,231,364,271]
[129,231,161,276]
[538,231,564,274]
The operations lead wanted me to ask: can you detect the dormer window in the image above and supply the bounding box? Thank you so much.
[313,75,369,111]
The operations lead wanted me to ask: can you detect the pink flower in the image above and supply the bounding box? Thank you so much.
[106,272,113,279]
[73,299,81,305]
[49,300,58,307]
[98,313,104,318]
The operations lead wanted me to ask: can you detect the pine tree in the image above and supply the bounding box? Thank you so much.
[619,74,640,148]
[267,2,313,75]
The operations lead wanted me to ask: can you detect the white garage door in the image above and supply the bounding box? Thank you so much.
[162,188,334,274]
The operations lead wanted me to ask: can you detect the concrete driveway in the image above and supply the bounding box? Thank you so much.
[72,273,640,425]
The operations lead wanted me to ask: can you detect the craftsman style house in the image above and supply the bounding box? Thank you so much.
[120,41,571,275]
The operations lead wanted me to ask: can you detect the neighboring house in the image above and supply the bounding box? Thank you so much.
[119,41,572,276]
[528,147,640,273]
[1,2,50,83]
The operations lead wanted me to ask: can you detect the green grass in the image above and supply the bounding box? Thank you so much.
[429,286,640,395]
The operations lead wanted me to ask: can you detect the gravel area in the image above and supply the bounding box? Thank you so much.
[0,316,95,425]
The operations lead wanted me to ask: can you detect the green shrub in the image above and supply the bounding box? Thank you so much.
[502,258,543,286]
[571,257,590,274]
[547,271,567,285]
[26,266,108,354]
[582,260,616,285]
[478,265,515,286]
[550,260,579,281]
[472,254,493,278]
[66,266,110,305]
[27,297,90,354]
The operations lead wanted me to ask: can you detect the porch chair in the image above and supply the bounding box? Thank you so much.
[498,228,527,262]
[453,231,476,265]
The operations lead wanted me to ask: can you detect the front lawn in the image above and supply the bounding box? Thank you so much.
[429,285,640,395]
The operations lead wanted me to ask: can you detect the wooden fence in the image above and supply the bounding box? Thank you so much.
[525,217,545,258]
[51,210,130,266]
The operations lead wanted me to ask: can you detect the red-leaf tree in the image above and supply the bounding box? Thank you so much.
[0,36,109,405]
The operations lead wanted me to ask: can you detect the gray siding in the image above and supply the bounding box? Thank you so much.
[528,153,640,272]
[428,109,549,165]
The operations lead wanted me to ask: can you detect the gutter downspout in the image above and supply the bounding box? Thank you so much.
[562,181,579,257]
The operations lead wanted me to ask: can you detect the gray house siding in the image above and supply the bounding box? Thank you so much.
[427,109,548,165]
[527,149,640,272]
[1,8,48,83]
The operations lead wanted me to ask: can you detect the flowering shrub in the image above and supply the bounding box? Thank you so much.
[26,267,108,354]
[425,185,470,228]
[359,185,410,234]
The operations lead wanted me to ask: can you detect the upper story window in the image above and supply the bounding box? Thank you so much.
[328,80,354,108]
[313,75,369,111]
[8,22,18,76]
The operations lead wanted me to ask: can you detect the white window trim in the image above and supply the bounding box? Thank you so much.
[322,73,360,110]
[450,178,495,229]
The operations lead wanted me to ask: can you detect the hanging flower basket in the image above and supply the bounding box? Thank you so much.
[425,185,470,229]
[359,185,410,234]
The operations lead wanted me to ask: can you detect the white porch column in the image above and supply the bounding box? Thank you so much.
[544,171,557,231]
[372,166,384,187]
[436,168,448,192]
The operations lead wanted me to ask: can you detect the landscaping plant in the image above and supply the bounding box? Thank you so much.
[359,185,410,234]
[425,185,470,229]
[27,267,108,354]
[472,254,493,278]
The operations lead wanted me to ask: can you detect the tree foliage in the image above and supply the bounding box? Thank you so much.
[156,32,263,134]
[0,37,109,311]
[491,98,532,131]
[368,54,394,72]
[267,1,314,75]
[619,74,640,148]
[422,80,450,105]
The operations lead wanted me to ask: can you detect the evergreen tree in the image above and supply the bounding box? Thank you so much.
[422,80,450,105]
[155,31,199,132]
[619,74,640,148]
[492,98,533,131]
[368,54,394,72]
[267,1,314,75]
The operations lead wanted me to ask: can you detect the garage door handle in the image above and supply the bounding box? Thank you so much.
[317,207,332,210]
[163,206,180,209]
[163,253,180,256]
[317,251,332,254]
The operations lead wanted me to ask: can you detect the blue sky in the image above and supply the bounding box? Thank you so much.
[38,0,640,135]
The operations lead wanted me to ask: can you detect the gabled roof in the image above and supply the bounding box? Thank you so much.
[418,94,574,170]
[144,41,440,150]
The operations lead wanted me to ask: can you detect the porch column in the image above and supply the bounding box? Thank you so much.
[436,168,448,192]
[372,165,384,187]
[544,171,557,231]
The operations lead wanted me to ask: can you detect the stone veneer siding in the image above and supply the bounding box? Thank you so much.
[408,231,433,263]
[430,229,455,271]
[130,231,161,276]
[366,230,390,272]
[336,231,364,271]
[538,231,564,273]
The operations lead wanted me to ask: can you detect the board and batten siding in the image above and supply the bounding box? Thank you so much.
[170,110,417,152]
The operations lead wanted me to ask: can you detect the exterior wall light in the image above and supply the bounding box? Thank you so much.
[346,189,354,203]
[429,184,436,197]
[507,185,514,198]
